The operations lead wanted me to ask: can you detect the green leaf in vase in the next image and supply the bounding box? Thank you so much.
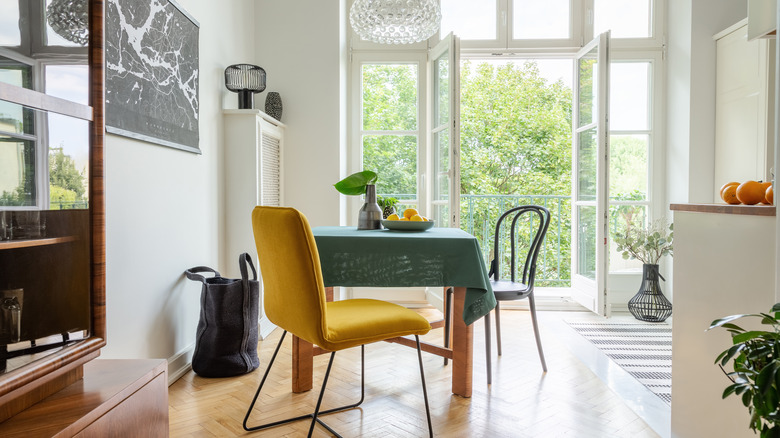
[333,170,378,195]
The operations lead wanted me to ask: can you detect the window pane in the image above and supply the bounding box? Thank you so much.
[610,134,648,201]
[48,114,89,209]
[578,46,598,128]
[0,2,21,46]
[609,204,647,271]
[594,0,651,38]
[435,129,449,176]
[435,203,450,227]
[435,55,449,127]
[362,135,417,197]
[434,129,449,200]
[513,0,570,39]
[577,205,596,279]
[362,64,417,131]
[0,101,35,136]
[441,0,496,40]
[0,136,35,207]
[46,65,89,105]
[577,127,597,201]
[610,62,649,131]
[0,57,32,89]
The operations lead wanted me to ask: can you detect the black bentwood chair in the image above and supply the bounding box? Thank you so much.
[444,205,550,384]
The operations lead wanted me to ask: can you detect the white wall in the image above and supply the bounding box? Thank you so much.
[664,0,746,305]
[666,0,747,205]
[254,0,347,228]
[101,0,258,381]
[665,2,760,437]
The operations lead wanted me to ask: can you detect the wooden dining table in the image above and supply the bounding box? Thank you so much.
[290,226,496,398]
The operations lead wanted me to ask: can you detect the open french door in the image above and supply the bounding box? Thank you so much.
[571,32,610,316]
[428,32,460,227]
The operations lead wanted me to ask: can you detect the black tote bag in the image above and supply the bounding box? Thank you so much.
[184,253,260,377]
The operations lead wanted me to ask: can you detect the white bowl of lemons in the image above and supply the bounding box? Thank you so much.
[381,208,435,231]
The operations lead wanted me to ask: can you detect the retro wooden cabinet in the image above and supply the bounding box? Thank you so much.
[0,1,167,435]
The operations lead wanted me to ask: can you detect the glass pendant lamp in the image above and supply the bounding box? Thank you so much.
[349,0,442,45]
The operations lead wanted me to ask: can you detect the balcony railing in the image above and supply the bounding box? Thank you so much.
[380,193,571,286]
[50,201,88,210]
[461,194,571,287]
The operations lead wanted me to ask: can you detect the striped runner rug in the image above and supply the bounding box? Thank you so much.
[566,320,672,405]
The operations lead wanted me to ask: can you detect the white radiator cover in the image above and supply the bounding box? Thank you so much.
[223,109,285,339]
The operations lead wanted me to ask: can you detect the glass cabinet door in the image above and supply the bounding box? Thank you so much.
[0,0,93,372]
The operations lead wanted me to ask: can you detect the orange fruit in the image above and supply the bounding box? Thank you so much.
[722,184,740,204]
[766,185,774,205]
[736,180,766,205]
[720,181,739,199]
[761,181,772,204]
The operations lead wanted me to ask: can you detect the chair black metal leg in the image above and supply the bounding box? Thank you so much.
[528,293,547,372]
[415,335,434,438]
[308,351,337,437]
[495,301,502,356]
[243,332,366,435]
[485,311,492,385]
[443,287,453,366]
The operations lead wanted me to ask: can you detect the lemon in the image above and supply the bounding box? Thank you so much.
[410,214,424,222]
[403,208,419,219]
[386,213,400,221]
[399,217,409,221]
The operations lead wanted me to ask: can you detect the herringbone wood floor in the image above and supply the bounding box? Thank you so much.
[169,310,661,437]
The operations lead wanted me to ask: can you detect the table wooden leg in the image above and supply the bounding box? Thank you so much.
[451,286,473,398]
[291,287,334,393]
[292,336,313,393]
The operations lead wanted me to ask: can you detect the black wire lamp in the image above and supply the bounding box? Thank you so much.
[225,64,266,109]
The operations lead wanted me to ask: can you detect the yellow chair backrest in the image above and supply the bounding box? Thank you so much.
[251,206,328,347]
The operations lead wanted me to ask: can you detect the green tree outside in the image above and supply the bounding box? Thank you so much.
[361,60,647,286]
[49,147,87,209]
[458,61,573,285]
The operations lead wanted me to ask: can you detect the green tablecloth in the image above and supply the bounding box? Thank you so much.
[311,226,496,326]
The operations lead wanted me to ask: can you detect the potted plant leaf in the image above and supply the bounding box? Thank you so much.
[612,220,674,322]
[377,196,399,219]
[334,170,382,230]
[709,304,780,437]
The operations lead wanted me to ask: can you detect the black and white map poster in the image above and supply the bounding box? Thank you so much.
[106,0,200,153]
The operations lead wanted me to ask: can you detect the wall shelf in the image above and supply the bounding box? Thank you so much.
[0,236,77,251]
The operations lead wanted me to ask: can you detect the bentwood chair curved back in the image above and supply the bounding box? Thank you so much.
[485,205,550,383]
[243,206,433,437]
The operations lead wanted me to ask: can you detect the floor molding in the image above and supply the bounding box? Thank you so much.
[167,343,194,386]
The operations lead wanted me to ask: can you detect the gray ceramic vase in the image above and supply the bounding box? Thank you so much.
[357,185,382,230]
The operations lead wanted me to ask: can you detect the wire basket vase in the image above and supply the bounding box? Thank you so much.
[628,264,672,322]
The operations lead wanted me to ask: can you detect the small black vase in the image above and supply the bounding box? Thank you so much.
[265,92,283,121]
[628,264,672,322]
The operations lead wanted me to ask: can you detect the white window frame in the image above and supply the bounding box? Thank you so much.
[347,0,667,290]
[349,51,430,222]
[608,50,666,240]
[0,47,48,210]
[432,0,665,53]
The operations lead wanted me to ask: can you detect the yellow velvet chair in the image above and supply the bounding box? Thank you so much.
[243,206,434,437]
